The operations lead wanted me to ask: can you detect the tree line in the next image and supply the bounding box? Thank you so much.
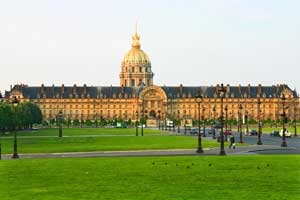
[0,101,43,132]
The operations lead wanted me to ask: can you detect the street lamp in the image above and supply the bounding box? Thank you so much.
[212,105,216,139]
[57,111,63,138]
[135,110,139,136]
[293,98,298,137]
[80,113,83,128]
[229,111,232,130]
[202,106,206,137]
[257,98,263,145]
[238,104,243,143]
[245,110,249,136]
[281,94,288,147]
[217,84,226,156]
[95,113,98,128]
[12,96,19,159]
[224,105,228,141]
[158,110,161,130]
[173,112,176,132]
[177,112,180,133]
[196,94,203,153]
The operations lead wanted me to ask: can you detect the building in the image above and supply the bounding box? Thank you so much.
[4,28,299,126]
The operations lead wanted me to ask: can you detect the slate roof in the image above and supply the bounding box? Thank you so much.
[4,84,297,99]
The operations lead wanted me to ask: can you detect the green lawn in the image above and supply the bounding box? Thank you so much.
[3,128,164,137]
[0,155,299,200]
[1,135,220,154]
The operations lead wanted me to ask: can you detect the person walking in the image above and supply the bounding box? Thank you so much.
[229,135,236,149]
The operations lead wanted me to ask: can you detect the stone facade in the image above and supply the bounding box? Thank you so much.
[3,29,299,124]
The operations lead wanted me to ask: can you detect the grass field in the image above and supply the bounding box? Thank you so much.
[1,155,299,200]
[1,135,221,154]
[3,128,164,137]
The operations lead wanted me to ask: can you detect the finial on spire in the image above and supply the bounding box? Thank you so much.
[135,21,138,35]
[132,21,141,49]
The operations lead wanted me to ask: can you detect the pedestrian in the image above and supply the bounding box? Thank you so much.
[229,135,236,149]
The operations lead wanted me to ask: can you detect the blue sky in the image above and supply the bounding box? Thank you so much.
[0,0,299,92]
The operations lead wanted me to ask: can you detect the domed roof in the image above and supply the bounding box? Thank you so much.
[123,49,150,64]
[122,27,151,64]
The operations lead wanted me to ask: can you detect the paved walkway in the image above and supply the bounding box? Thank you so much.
[1,145,296,160]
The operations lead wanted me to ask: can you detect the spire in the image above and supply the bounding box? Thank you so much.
[135,21,138,35]
[132,22,141,49]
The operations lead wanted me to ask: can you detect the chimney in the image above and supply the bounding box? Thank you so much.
[238,84,242,94]
[61,84,65,94]
[276,84,280,95]
[73,84,77,94]
[52,84,55,97]
[179,84,183,94]
[40,84,45,94]
[83,84,87,94]
[216,84,220,93]
[226,84,230,93]
[258,84,262,94]
[247,84,251,95]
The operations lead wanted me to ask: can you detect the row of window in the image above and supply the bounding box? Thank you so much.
[124,66,151,73]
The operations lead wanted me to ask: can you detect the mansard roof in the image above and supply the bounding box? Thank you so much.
[5,84,297,99]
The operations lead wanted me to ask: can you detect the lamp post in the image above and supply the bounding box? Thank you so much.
[141,110,146,136]
[238,104,243,143]
[158,110,161,130]
[245,110,249,136]
[95,113,98,128]
[212,106,216,139]
[177,113,180,133]
[135,110,139,136]
[168,114,171,131]
[67,113,70,128]
[293,99,298,137]
[173,112,176,132]
[196,94,203,153]
[12,96,19,159]
[217,84,226,156]
[57,111,63,138]
[229,112,232,130]
[184,117,187,134]
[202,106,206,137]
[281,94,288,147]
[257,98,263,145]
[224,105,228,141]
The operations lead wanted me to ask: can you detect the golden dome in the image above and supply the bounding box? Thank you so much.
[123,49,150,64]
[122,27,151,64]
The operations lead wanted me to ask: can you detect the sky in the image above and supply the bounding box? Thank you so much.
[0,0,300,93]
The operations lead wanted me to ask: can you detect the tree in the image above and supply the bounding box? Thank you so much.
[0,101,43,131]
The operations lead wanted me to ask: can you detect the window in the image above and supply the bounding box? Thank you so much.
[131,79,135,86]
[139,67,142,73]
[132,67,135,73]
